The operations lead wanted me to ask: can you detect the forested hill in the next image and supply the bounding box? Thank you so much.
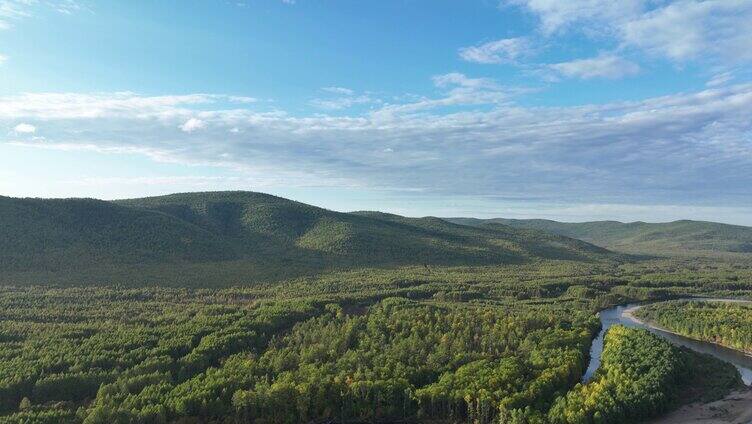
[0,192,615,286]
[447,217,752,256]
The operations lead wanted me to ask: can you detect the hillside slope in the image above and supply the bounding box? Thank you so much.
[447,218,752,256]
[119,192,613,265]
[0,196,235,271]
[0,192,615,286]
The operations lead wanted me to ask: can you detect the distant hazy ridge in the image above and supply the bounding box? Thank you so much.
[447,218,752,256]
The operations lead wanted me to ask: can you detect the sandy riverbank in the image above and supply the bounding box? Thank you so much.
[623,304,690,335]
[622,305,645,325]
[622,304,674,334]
[647,389,752,424]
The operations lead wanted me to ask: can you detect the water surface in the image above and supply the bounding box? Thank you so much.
[583,299,752,385]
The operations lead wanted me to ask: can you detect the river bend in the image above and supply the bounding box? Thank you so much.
[583,299,752,385]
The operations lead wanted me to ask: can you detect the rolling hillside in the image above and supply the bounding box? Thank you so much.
[0,192,615,286]
[447,218,752,256]
[0,196,235,271]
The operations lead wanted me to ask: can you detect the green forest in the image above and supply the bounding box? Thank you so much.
[636,300,752,353]
[0,193,614,287]
[2,192,752,423]
[548,325,741,423]
[1,258,750,424]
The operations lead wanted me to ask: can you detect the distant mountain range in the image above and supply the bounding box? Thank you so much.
[0,191,612,286]
[446,218,752,256]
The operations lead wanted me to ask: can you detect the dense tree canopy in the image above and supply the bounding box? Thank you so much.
[0,259,748,423]
[636,300,752,353]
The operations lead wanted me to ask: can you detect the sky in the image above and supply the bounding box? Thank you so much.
[1,0,752,224]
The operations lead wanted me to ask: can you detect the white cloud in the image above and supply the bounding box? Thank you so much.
[311,87,377,110]
[12,122,35,133]
[54,0,84,15]
[507,0,752,64]
[64,175,240,188]
[322,86,354,95]
[372,73,518,118]
[458,37,531,64]
[0,53,6,64]
[505,0,644,35]
[180,118,205,133]
[2,83,752,208]
[311,96,373,110]
[706,71,734,87]
[549,53,640,79]
[311,95,373,110]
[228,96,257,103]
[622,1,752,62]
[0,92,235,119]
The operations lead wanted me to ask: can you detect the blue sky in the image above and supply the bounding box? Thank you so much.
[2,1,752,224]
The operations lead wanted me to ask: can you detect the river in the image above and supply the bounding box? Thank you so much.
[582,299,752,385]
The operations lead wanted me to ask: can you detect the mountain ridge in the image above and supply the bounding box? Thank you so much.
[446,217,752,256]
[0,191,616,286]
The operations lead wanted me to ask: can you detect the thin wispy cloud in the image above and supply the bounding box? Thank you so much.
[54,0,85,15]
[549,53,640,80]
[459,37,531,64]
[373,72,521,118]
[0,92,247,119]
[0,0,33,27]
[706,71,734,88]
[311,87,377,110]
[322,87,355,96]
[311,95,374,110]
[0,0,87,28]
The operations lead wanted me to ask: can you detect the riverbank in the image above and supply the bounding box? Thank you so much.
[624,303,752,423]
[623,305,665,330]
[623,304,752,358]
[622,305,701,342]
[622,305,645,325]
[647,389,752,424]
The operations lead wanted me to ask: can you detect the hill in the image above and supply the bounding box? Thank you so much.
[0,192,615,286]
[0,196,234,270]
[446,218,752,256]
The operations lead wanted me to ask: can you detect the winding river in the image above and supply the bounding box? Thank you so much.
[583,299,752,385]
